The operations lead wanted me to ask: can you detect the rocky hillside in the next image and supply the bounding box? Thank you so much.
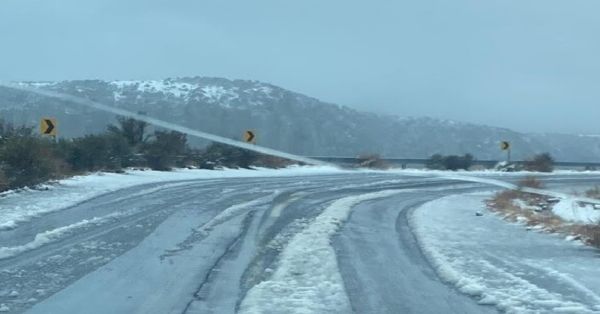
[0,77,599,161]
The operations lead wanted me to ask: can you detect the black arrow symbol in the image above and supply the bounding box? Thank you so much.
[246,131,255,143]
[44,119,55,134]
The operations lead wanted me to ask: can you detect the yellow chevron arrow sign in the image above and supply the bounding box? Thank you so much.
[40,118,57,136]
[244,130,256,144]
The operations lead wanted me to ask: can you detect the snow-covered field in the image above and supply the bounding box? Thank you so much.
[0,166,344,231]
[412,193,600,314]
[552,199,600,224]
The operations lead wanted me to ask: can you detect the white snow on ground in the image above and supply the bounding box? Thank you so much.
[552,199,600,224]
[512,199,542,212]
[199,192,280,233]
[18,82,58,88]
[412,193,600,314]
[109,80,199,99]
[0,210,133,259]
[201,85,237,101]
[106,80,278,105]
[0,166,343,231]
[239,189,403,314]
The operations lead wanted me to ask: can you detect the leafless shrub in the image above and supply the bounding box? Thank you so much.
[426,153,473,171]
[524,153,554,172]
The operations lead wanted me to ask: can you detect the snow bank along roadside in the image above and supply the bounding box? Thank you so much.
[239,189,404,314]
[0,210,134,259]
[552,199,600,224]
[412,194,600,314]
[0,166,343,231]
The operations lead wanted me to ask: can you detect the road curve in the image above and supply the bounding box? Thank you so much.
[0,172,598,313]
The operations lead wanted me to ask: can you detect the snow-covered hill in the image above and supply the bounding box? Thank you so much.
[1,77,599,161]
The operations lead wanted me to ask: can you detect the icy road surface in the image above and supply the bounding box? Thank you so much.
[0,169,599,313]
[413,194,600,314]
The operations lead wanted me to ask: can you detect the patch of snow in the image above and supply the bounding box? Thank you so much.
[200,85,239,105]
[108,80,249,104]
[112,91,125,102]
[239,189,403,314]
[516,216,528,224]
[247,85,273,96]
[565,235,581,242]
[109,80,137,89]
[552,199,600,224]
[201,85,227,99]
[109,80,199,100]
[20,82,57,88]
[513,199,543,212]
[0,210,131,259]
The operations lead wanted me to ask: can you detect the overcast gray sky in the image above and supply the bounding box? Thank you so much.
[1,0,599,134]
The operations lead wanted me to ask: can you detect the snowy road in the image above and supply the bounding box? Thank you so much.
[1,170,599,313]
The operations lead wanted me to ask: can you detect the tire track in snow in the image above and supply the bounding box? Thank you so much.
[238,189,404,314]
[180,212,256,314]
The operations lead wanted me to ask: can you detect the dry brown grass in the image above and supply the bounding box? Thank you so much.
[585,186,600,199]
[571,225,600,247]
[253,155,297,169]
[518,176,544,189]
[488,190,520,214]
[488,190,600,249]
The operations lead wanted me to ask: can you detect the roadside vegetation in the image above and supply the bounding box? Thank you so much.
[0,118,295,192]
[495,153,555,172]
[355,154,389,169]
[585,186,600,199]
[425,152,556,172]
[523,153,554,172]
[487,177,600,248]
[425,154,474,171]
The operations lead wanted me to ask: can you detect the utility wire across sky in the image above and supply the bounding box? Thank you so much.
[0,82,329,167]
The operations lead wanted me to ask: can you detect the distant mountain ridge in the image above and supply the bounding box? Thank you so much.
[1,77,599,162]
